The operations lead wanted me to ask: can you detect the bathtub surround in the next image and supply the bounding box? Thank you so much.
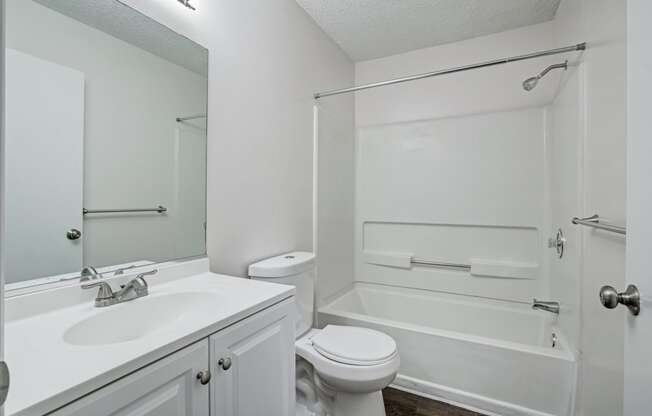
[355,108,546,303]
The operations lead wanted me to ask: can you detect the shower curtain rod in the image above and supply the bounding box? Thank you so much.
[313,42,586,99]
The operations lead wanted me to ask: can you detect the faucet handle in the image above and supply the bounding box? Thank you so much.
[136,269,158,279]
[131,269,158,292]
[81,281,114,300]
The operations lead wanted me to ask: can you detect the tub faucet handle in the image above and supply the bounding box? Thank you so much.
[532,299,560,314]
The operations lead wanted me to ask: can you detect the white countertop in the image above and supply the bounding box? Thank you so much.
[4,261,294,416]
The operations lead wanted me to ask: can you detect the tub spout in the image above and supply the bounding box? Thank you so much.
[533,299,560,314]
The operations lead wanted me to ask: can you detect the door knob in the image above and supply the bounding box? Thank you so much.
[67,228,82,240]
[0,361,9,407]
[196,369,211,385]
[218,357,232,371]
[599,284,640,316]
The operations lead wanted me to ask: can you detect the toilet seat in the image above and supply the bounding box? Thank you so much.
[310,325,397,366]
[296,327,400,394]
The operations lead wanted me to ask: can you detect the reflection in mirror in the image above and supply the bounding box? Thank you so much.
[4,0,208,290]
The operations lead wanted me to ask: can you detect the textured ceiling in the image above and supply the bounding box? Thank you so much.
[33,0,208,76]
[295,0,562,61]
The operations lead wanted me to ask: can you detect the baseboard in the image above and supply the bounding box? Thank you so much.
[391,374,558,416]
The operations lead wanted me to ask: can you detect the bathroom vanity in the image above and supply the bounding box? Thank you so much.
[4,259,296,416]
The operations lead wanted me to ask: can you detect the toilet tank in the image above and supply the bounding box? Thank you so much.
[248,252,315,338]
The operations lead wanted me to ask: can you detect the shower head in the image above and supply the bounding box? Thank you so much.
[522,76,539,91]
[522,60,568,91]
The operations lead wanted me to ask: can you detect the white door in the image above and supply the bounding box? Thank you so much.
[210,299,295,416]
[624,1,652,414]
[51,340,210,416]
[4,48,84,283]
[1,3,7,415]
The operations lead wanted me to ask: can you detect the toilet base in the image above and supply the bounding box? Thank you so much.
[332,390,386,416]
[296,356,388,416]
[295,390,386,416]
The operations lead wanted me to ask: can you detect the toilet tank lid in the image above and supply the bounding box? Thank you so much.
[248,252,316,278]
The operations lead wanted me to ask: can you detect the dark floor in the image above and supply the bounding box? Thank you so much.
[383,388,487,416]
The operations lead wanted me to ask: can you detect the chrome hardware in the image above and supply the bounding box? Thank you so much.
[176,114,206,122]
[177,0,196,11]
[113,264,138,276]
[532,299,560,314]
[599,284,640,316]
[551,332,558,348]
[196,369,211,385]
[411,258,471,271]
[572,214,626,235]
[82,269,158,307]
[82,281,115,307]
[314,43,586,99]
[0,361,9,407]
[218,358,232,371]
[548,228,566,258]
[83,205,167,215]
[67,228,82,240]
[136,269,158,280]
[80,266,101,282]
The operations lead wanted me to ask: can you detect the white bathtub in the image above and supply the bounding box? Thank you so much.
[318,283,577,416]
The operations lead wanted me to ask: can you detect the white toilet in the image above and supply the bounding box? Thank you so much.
[249,252,400,416]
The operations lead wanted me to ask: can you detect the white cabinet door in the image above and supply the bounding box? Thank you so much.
[210,299,295,416]
[52,340,210,416]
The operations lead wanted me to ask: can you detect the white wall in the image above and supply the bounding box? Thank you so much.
[118,0,356,299]
[552,1,627,415]
[6,0,208,270]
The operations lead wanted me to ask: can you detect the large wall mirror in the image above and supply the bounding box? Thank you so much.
[4,0,208,291]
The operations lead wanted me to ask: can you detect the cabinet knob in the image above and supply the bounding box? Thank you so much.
[218,357,232,371]
[196,369,211,385]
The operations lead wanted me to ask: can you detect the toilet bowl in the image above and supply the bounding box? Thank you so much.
[249,252,400,416]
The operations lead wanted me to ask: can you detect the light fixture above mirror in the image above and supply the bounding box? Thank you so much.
[177,0,196,11]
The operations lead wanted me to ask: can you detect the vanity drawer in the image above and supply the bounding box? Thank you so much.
[50,340,210,416]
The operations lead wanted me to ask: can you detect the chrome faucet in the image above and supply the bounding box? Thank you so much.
[82,269,158,307]
[112,264,139,276]
[532,299,560,314]
[80,266,101,282]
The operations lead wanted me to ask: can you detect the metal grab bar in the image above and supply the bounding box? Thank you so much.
[83,205,167,215]
[572,214,626,235]
[176,114,206,122]
[411,258,471,271]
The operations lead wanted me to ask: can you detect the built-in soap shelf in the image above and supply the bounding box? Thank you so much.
[363,251,539,280]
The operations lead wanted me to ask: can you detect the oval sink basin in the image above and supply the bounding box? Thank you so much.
[64,292,219,346]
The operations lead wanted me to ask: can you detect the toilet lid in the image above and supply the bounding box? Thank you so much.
[310,325,397,366]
